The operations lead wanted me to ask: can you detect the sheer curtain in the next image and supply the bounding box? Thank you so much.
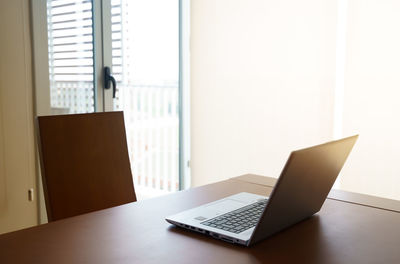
[191,0,400,200]
[339,0,400,200]
[191,0,336,186]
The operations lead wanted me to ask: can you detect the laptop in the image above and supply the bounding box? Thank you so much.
[166,135,358,246]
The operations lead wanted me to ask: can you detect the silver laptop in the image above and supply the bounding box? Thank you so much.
[166,135,358,246]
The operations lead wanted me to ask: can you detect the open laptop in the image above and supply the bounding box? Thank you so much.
[166,135,358,246]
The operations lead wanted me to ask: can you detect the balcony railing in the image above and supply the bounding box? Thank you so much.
[117,83,180,199]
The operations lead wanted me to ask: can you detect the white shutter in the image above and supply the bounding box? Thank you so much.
[47,0,95,113]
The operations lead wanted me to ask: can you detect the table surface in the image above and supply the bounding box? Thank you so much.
[1,174,399,264]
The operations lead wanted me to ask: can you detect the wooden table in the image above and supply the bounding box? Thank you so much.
[1,174,399,263]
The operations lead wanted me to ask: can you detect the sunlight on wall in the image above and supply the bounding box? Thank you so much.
[191,0,400,200]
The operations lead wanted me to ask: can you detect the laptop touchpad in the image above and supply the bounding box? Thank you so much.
[205,199,247,213]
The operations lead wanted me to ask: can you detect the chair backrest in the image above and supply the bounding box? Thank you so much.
[37,111,136,221]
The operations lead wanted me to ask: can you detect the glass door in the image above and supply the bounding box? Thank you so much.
[102,0,181,199]
[42,0,186,201]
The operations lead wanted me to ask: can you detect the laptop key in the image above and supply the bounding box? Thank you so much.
[200,200,267,233]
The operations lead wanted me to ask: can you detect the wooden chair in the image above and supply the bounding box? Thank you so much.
[36,111,136,221]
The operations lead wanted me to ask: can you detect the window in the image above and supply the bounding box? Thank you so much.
[33,0,190,206]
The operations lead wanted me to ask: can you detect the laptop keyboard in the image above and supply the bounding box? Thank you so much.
[200,199,268,234]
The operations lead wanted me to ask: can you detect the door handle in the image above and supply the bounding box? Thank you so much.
[104,66,116,98]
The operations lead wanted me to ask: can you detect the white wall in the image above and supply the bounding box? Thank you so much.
[0,0,38,234]
[191,0,400,201]
[191,0,338,187]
